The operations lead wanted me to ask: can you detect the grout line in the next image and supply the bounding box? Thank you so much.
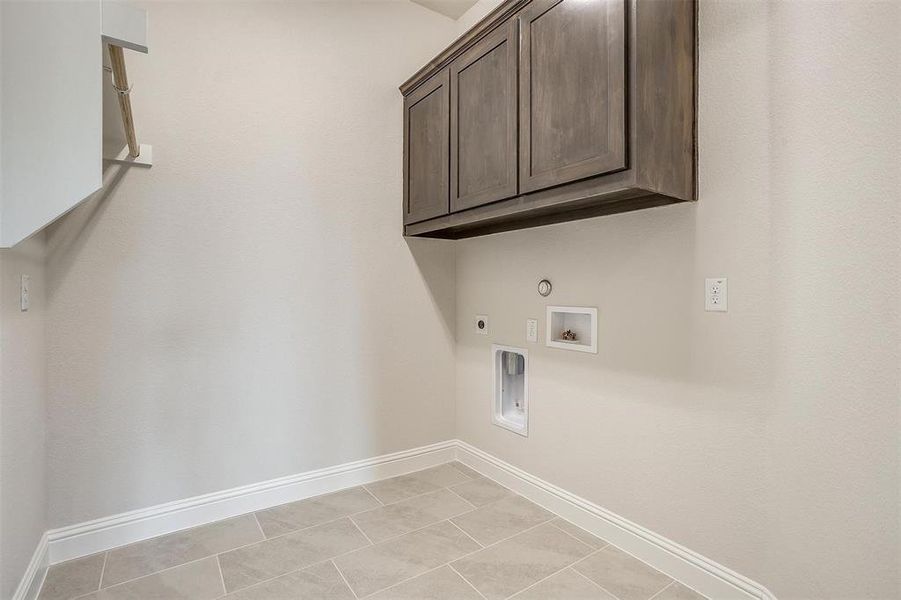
[446,520,483,549]
[103,464,488,567]
[349,515,465,549]
[219,537,376,596]
[464,465,704,599]
[68,465,553,599]
[360,485,384,506]
[358,516,591,600]
[458,517,550,555]
[359,462,459,505]
[361,486,449,511]
[89,518,377,600]
[444,485,478,509]
[547,519,607,552]
[576,531,688,596]
[447,461,482,481]
[346,488,495,548]
[269,499,581,600]
[213,515,353,558]
[251,512,266,539]
[332,559,360,599]
[97,551,109,590]
[64,466,461,597]
[223,486,451,559]
[647,579,677,600]
[71,555,221,599]
[363,484,447,508]
[214,555,227,597]
[504,547,601,600]
[359,462,481,509]
[348,493,478,548]
[349,518,556,598]
[356,564,448,599]
[569,565,623,600]
[447,562,488,599]
[347,516,376,546]
[61,460,713,600]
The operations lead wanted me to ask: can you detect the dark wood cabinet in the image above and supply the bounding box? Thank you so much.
[519,0,626,193]
[404,68,450,224]
[401,0,696,239]
[450,19,518,212]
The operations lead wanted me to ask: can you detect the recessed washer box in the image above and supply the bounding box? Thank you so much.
[492,344,528,437]
[546,306,598,354]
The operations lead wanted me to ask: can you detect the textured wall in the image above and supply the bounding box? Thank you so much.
[454,1,899,598]
[0,234,47,599]
[44,0,458,527]
[23,1,901,598]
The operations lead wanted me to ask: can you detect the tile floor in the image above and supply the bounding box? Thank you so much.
[38,462,708,600]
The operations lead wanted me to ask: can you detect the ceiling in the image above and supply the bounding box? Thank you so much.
[411,0,479,20]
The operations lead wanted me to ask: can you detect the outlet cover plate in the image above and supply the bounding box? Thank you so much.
[526,319,538,342]
[20,274,30,311]
[705,278,727,312]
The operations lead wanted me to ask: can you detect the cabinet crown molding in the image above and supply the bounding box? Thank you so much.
[399,0,529,96]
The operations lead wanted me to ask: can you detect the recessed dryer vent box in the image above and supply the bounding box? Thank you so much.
[546,306,598,354]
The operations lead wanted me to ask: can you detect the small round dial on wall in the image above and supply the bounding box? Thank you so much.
[537,279,552,297]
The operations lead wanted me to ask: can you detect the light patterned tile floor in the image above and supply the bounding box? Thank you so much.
[37,462,708,600]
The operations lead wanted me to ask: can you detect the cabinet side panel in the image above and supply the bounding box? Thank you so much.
[1,0,102,247]
[633,0,696,201]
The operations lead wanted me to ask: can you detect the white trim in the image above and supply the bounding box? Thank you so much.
[11,533,49,600]
[454,441,777,600]
[33,439,776,600]
[46,441,456,564]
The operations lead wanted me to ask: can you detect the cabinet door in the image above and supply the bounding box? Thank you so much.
[519,0,626,194]
[450,19,517,212]
[404,69,450,225]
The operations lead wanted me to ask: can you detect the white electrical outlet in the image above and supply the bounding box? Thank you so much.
[475,315,489,335]
[20,274,30,311]
[526,319,538,342]
[705,278,727,312]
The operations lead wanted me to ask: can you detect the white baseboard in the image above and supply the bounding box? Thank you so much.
[11,533,48,600]
[46,440,456,564]
[27,439,774,600]
[454,441,777,600]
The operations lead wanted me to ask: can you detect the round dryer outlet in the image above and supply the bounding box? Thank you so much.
[475,315,489,335]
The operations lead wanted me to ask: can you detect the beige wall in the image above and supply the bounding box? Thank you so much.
[0,235,47,600]
[7,1,898,598]
[44,0,458,527]
[454,1,899,598]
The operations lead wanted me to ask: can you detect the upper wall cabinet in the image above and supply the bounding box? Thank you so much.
[518,0,625,193]
[450,19,517,212]
[404,69,450,225]
[400,0,696,239]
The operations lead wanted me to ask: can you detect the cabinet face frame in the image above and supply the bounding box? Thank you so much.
[403,68,450,225]
[450,18,519,213]
[518,0,628,194]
